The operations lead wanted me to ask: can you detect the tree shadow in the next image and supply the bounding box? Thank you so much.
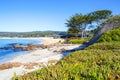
[60,44,86,57]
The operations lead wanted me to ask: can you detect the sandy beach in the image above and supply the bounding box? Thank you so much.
[41,37,65,45]
[0,37,80,80]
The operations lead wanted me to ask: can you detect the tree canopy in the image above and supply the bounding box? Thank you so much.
[66,10,112,38]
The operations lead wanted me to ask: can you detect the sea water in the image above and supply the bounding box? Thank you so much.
[0,38,42,64]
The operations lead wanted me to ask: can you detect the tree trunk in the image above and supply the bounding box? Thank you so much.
[81,30,84,38]
[85,20,120,47]
[70,20,120,51]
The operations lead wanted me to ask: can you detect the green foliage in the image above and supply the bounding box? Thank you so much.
[97,27,120,42]
[14,41,120,80]
[66,10,112,38]
[91,10,112,20]
[69,39,85,44]
[103,15,120,25]
[86,42,120,50]
[66,13,94,36]
[67,27,80,35]
[68,37,90,44]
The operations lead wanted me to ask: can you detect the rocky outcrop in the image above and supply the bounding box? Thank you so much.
[13,44,27,51]
[13,43,49,51]
[0,62,22,70]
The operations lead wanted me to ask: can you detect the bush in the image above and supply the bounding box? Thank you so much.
[68,37,90,44]
[86,42,120,50]
[69,39,85,44]
[97,27,120,42]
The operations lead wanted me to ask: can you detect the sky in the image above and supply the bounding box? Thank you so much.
[0,0,120,32]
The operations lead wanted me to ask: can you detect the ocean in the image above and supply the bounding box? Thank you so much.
[0,38,42,64]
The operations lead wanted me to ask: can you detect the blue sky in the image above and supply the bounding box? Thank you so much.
[0,0,120,32]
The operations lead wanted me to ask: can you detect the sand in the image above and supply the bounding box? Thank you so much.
[41,37,65,45]
[0,37,80,80]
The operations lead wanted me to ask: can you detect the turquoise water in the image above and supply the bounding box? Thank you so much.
[0,38,42,64]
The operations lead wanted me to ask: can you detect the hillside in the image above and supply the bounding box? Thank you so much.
[13,28,120,80]
[0,31,65,37]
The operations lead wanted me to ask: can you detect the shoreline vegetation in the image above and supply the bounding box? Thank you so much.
[15,41,120,80]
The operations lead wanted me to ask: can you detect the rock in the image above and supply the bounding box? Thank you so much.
[12,43,51,51]
[60,48,66,52]
[13,44,27,51]
[0,62,22,70]
[24,62,43,69]
[48,60,58,65]
[53,50,58,52]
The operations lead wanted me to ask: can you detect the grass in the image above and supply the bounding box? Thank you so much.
[13,41,120,80]
[68,37,91,44]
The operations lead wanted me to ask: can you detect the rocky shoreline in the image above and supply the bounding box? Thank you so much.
[0,38,75,80]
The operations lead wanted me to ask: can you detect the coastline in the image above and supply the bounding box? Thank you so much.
[0,37,64,45]
[0,37,43,64]
[0,37,63,64]
[0,37,79,80]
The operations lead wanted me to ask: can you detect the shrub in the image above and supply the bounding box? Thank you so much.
[69,37,90,44]
[97,27,120,42]
[86,42,120,50]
